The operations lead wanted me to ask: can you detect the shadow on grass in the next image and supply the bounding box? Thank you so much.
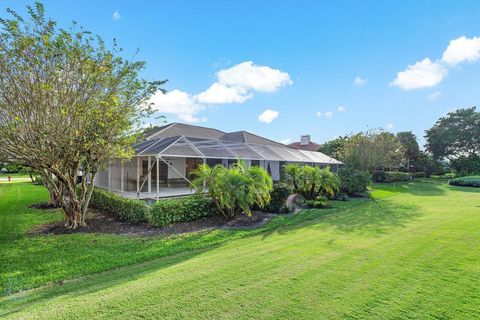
[0,245,219,317]
[374,181,447,197]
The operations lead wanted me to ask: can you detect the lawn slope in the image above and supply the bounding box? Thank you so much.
[1,181,480,319]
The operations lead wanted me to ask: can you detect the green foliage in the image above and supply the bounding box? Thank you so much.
[305,196,331,209]
[373,171,412,183]
[191,161,273,218]
[338,130,406,172]
[147,196,216,227]
[416,152,446,177]
[285,164,340,200]
[450,155,480,176]
[449,176,480,188]
[413,172,427,178]
[317,136,347,159]
[425,107,480,173]
[265,183,293,213]
[337,165,371,195]
[89,188,149,223]
[396,131,420,172]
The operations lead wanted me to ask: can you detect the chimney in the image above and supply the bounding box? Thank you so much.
[300,135,311,146]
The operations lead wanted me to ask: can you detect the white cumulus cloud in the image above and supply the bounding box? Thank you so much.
[258,109,279,124]
[427,91,443,101]
[353,76,367,86]
[196,83,252,104]
[337,106,346,112]
[148,89,206,123]
[390,58,447,90]
[217,61,292,92]
[324,111,333,118]
[316,111,323,117]
[112,10,121,20]
[442,36,480,66]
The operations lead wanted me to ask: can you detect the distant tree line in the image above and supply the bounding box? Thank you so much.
[319,107,480,177]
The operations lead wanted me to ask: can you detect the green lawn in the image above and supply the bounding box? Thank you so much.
[1,181,479,319]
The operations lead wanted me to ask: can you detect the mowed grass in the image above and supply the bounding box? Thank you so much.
[1,181,480,319]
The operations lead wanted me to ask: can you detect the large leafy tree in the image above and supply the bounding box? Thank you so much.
[317,136,348,159]
[0,3,165,228]
[425,107,480,173]
[338,130,405,172]
[396,131,420,172]
[191,161,273,218]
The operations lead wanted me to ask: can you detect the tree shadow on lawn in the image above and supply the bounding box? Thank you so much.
[261,198,423,239]
[0,244,221,317]
[374,181,447,197]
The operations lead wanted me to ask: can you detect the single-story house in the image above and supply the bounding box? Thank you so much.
[94,123,342,200]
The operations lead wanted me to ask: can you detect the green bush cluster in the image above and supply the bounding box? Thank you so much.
[337,166,371,195]
[89,188,149,223]
[305,196,331,209]
[373,171,412,183]
[449,176,480,188]
[264,183,292,213]
[147,195,217,227]
[413,172,427,178]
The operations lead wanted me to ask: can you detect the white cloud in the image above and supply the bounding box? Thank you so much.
[216,61,292,92]
[385,123,394,130]
[353,76,367,86]
[316,111,322,117]
[442,36,480,66]
[148,89,206,123]
[280,138,292,145]
[324,111,333,118]
[196,83,252,104]
[258,109,279,124]
[390,58,447,90]
[112,10,121,20]
[337,106,346,112]
[427,91,442,101]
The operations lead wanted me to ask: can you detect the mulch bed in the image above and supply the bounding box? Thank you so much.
[28,209,279,237]
[28,202,61,210]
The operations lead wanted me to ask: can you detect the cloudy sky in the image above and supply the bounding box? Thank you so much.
[2,1,480,146]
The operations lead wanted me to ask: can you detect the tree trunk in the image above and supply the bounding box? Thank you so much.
[40,171,63,207]
[62,180,87,229]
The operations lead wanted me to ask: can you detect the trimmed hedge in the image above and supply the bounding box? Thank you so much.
[373,171,412,183]
[449,176,480,188]
[265,183,292,213]
[147,195,217,227]
[89,188,149,223]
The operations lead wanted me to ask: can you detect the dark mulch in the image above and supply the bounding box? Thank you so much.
[28,202,61,210]
[28,209,279,237]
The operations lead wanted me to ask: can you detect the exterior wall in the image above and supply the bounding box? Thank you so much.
[162,157,186,179]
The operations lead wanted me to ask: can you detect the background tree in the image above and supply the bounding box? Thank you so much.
[338,130,405,172]
[285,164,339,200]
[317,136,348,159]
[425,107,480,174]
[0,3,165,228]
[396,131,420,172]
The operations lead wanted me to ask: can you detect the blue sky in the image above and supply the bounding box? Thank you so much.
[2,1,480,146]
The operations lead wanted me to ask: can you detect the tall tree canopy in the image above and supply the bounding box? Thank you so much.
[396,131,420,171]
[425,107,480,161]
[317,136,347,159]
[0,2,165,228]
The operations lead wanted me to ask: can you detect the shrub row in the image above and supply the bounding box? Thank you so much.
[147,195,217,227]
[88,188,217,226]
[449,176,480,188]
[373,171,412,183]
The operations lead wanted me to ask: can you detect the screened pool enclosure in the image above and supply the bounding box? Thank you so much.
[94,133,342,200]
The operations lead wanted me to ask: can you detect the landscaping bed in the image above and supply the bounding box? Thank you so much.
[449,175,480,188]
[28,208,277,237]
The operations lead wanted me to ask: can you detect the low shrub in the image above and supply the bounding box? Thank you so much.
[305,196,331,209]
[147,195,217,227]
[413,172,427,178]
[265,183,292,213]
[338,166,371,195]
[373,171,412,183]
[449,176,480,188]
[89,188,149,223]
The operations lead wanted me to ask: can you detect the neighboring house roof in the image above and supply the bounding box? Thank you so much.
[136,123,342,165]
[288,141,321,151]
